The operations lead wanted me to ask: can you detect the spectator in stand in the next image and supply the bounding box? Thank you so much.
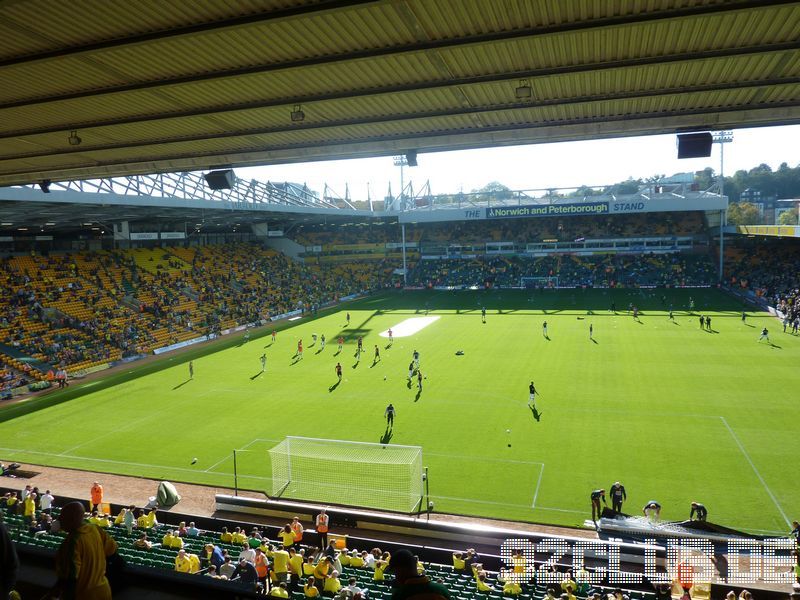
[175,549,195,573]
[90,481,103,511]
[270,582,290,598]
[201,543,226,570]
[219,556,236,579]
[272,543,291,583]
[476,572,494,593]
[177,521,188,537]
[135,508,149,529]
[323,539,338,559]
[279,523,296,549]
[232,556,261,592]
[305,576,321,598]
[387,549,450,600]
[144,507,158,529]
[314,557,332,589]
[238,542,256,565]
[316,508,330,547]
[231,526,247,545]
[133,533,152,551]
[248,528,263,549]
[291,516,304,546]
[324,570,342,595]
[22,491,36,523]
[288,549,305,591]
[374,555,389,582]
[503,579,522,596]
[220,526,233,543]
[52,501,118,600]
[1,512,19,599]
[39,489,54,514]
[186,521,200,537]
[452,552,466,573]
[254,547,270,593]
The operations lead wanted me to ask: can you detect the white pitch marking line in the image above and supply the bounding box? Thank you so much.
[205,436,281,472]
[720,416,791,527]
[532,463,544,509]
[58,387,221,456]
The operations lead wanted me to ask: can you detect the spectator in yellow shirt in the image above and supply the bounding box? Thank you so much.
[144,509,158,529]
[23,493,36,522]
[304,577,320,598]
[503,581,523,596]
[313,557,331,592]
[175,549,193,573]
[135,509,149,529]
[324,570,342,594]
[453,552,466,573]
[231,527,247,545]
[270,582,289,598]
[374,558,388,581]
[302,556,316,577]
[349,550,364,568]
[167,530,184,550]
[53,502,118,600]
[477,573,494,593]
[220,527,233,543]
[288,547,304,581]
[279,524,296,549]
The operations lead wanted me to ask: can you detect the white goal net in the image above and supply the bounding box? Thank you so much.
[268,437,424,513]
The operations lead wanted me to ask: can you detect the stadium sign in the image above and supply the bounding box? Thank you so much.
[500,537,795,585]
[486,202,608,219]
[399,196,726,223]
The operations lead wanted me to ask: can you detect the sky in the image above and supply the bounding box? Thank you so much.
[239,124,800,201]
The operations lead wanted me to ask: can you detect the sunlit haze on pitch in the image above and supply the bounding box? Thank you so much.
[239,124,800,200]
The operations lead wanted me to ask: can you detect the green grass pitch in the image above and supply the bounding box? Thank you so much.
[1,288,798,533]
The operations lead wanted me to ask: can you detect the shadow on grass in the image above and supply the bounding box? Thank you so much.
[172,379,191,390]
[591,338,598,344]
[380,426,393,445]
[250,372,263,380]
[329,380,340,392]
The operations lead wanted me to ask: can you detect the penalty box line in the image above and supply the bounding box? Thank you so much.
[204,437,281,473]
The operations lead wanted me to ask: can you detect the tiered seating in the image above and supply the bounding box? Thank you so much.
[1,504,660,600]
[411,254,716,289]
[724,237,800,321]
[417,212,705,245]
[0,244,401,384]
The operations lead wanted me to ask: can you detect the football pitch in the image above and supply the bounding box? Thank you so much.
[1,288,798,534]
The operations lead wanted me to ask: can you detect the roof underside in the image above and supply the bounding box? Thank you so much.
[1,0,799,187]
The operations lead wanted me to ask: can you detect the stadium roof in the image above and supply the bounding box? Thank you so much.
[1,0,799,187]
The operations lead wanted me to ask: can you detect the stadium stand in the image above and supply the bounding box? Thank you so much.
[0,246,398,389]
[0,494,664,600]
[724,237,800,320]
[410,254,716,289]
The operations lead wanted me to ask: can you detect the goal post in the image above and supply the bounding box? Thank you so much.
[521,276,559,289]
[268,437,424,513]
